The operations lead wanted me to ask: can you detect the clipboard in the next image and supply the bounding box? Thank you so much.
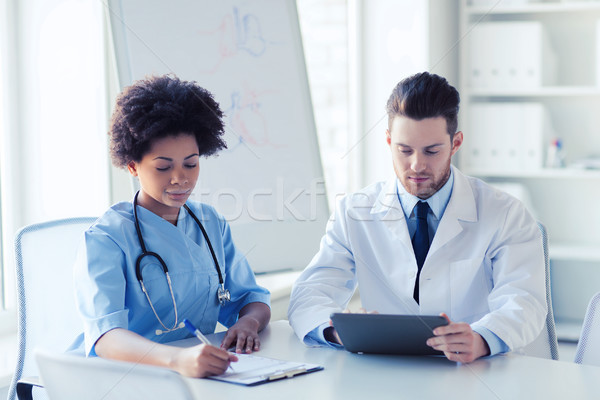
[207,353,323,386]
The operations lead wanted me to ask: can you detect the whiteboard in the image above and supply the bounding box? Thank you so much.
[107,0,329,273]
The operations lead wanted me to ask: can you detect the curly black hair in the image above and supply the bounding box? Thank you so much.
[109,75,227,167]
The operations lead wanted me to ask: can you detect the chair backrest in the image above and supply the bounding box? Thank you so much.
[574,292,600,366]
[8,217,97,400]
[520,222,559,360]
[35,350,194,400]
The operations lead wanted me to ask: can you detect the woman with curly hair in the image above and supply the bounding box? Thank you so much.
[70,75,271,377]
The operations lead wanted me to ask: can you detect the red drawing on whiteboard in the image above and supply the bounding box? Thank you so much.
[223,84,283,151]
[197,7,275,73]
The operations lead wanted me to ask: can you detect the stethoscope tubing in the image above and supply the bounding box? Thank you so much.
[133,191,226,287]
[183,203,224,285]
[132,191,230,334]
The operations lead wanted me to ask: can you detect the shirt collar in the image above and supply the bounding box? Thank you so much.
[396,167,454,220]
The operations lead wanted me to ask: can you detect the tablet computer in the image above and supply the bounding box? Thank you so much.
[330,313,448,355]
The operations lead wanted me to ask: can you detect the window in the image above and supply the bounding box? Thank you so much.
[1,0,110,315]
[296,0,434,204]
[297,0,351,209]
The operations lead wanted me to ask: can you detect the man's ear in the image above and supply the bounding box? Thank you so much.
[386,129,391,146]
[127,161,139,177]
[451,131,463,156]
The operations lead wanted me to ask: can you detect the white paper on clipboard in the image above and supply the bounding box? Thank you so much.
[207,354,323,386]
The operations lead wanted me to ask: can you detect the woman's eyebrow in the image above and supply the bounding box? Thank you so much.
[152,153,200,161]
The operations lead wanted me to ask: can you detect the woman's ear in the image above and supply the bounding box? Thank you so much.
[127,161,139,177]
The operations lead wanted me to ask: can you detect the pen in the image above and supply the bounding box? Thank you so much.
[183,318,211,345]
[183,318,235,372]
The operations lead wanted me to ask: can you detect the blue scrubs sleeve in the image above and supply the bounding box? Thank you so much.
[215,215,270,327]
[73,230,129,356]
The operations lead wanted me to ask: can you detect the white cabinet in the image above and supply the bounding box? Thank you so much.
[459,0,600,341]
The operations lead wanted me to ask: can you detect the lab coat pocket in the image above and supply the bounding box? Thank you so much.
[449,257,491,323]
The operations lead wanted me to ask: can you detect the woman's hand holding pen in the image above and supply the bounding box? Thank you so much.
[171,344,238,378]
[95,327,237,379]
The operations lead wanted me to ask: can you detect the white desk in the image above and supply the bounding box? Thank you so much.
[176,320,600,400]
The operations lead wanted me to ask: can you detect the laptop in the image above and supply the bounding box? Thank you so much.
[35,350,194,400]
[330,313,448,355]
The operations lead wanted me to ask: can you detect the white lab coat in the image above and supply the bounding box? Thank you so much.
[288,166,547,351]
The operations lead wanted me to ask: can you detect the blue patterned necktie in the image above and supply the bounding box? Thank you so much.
[412,201,430,304]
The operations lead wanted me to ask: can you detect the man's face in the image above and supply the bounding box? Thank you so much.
[386,116,463,200]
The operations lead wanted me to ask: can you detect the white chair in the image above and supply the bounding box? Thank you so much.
[7,217,97,400]
[520,222,559,360]
[574,292,600,366]
[35,350,194,400]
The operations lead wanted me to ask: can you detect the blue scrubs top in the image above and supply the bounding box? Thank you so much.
[70,200,271,356]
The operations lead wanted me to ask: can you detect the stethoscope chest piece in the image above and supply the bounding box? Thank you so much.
[218,284,231,305]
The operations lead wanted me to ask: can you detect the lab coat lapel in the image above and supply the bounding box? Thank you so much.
[428,167,477,255]
[368,179,418,311]
[371,179,413,251]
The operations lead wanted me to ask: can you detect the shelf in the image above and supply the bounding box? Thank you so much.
[550,243,600,262]
[462,167,600,179]
[467,1,600,16]
[466,86,600,98]
[461,1,600,341]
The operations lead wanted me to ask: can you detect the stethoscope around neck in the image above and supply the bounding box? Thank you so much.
[133,191,231,335]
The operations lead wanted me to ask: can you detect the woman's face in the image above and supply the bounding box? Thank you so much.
[128,133,200,223]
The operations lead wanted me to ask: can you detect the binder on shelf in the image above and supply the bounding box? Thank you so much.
[464,103,503,171]
[468,22,556,88]
[464,102,549,172]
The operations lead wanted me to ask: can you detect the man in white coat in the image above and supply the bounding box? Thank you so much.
[287,72,547,363]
